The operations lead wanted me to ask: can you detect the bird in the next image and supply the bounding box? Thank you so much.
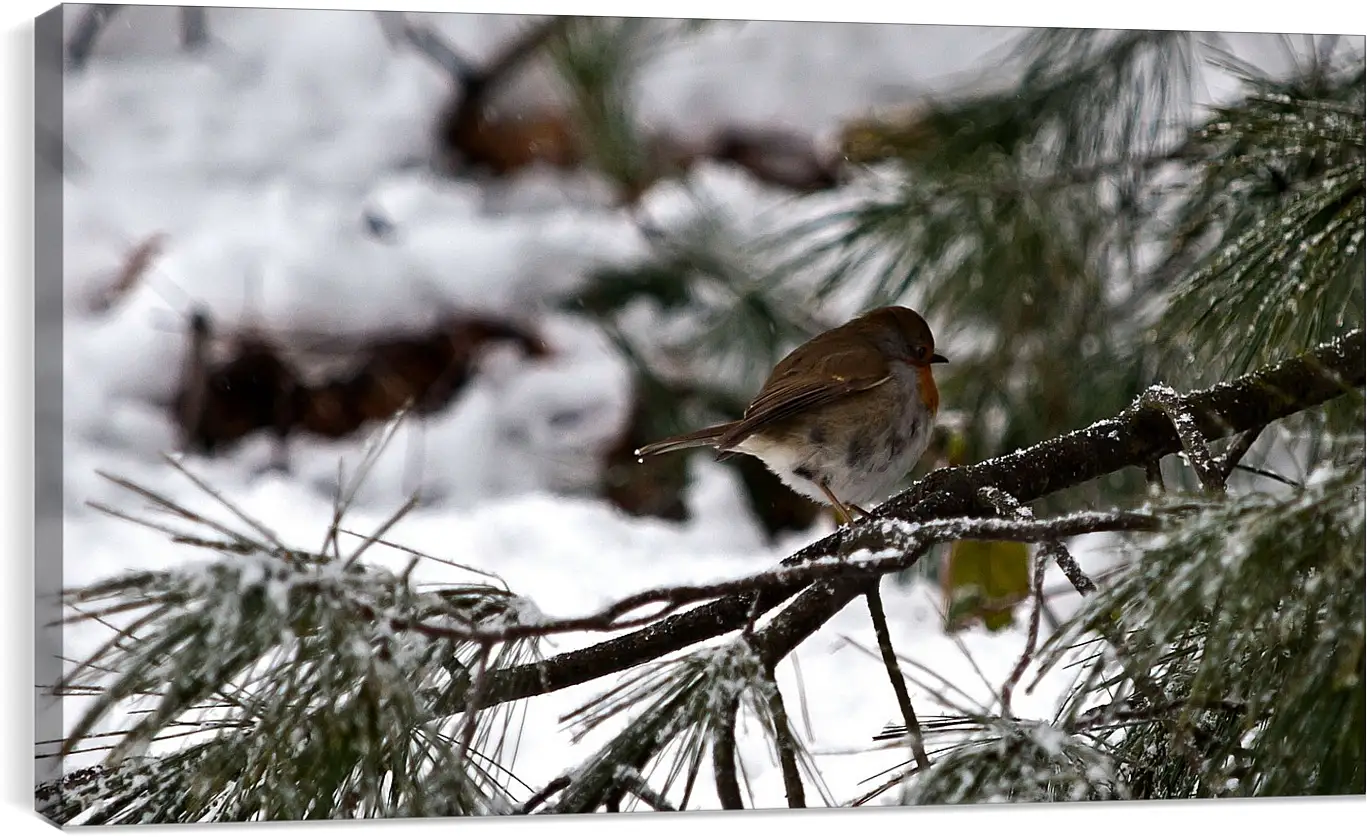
[635,306,948,526]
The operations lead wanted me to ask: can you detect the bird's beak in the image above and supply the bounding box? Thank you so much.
[931,353,949,364]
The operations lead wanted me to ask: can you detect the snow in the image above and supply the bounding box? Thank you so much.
[48,5,1310,814]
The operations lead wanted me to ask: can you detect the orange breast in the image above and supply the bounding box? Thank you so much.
[916,364,940,416]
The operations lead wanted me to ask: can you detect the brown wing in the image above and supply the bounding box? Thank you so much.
[717,340,891,449]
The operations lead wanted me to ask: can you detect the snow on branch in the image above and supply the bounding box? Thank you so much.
[478,329,1365,708]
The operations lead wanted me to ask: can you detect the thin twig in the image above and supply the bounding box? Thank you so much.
[865,583,931,771]
[454,644,494,769]
[741,592,764,637]
[347,510,1158,647]
[1217,424,1265,481]
[1001,548,1048,714]
[1233,463,1304,488]
[614,767,677,812]
[1141,386,1226,494]
[978,487,1097,596]
[518,776,570,814]
[763,665,806,808]
[712,692,743,809]
[1049,540,1098,597]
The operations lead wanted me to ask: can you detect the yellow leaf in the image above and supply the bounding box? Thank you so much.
[942,539,1031,633]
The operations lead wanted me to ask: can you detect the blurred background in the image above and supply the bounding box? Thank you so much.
[47,6,1364,626]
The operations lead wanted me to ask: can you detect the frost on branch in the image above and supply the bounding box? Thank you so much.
[1043,444,1366,798]
[902,718,1125,804]
[52,494,545,823]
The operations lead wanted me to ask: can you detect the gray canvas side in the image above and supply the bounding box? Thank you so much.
[33,0,66,813]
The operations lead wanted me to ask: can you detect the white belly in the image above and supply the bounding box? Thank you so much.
[733,399,934,508]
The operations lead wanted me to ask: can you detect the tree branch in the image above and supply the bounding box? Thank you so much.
[763,666,805,808]
[613,766,677,812]
[866,583,931,771]
[1142,385,1226,494]
[518,776,570,814]
[1001,548,1047,715]
[744,331,1363,672]
[400,22,481,84]
[978,486,1097,595]
[403,511,1149,646]
[1218,424,1266,482]
[473,330,1364,710]
[712,694,744,809]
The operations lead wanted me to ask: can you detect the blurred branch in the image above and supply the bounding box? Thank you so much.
[400,21,481,83]
[180,7,208,52]
[404,15,573,91]
[66,4,121,71]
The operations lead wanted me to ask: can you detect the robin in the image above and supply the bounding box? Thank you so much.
[635,306,948,526]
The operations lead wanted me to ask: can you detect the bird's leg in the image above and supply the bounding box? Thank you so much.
[818,482,858,528]
[850,503,871,518]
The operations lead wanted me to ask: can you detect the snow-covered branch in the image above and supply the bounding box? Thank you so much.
[480,329,1365,707]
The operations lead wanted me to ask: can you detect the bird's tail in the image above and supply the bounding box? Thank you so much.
[634,423,734,458]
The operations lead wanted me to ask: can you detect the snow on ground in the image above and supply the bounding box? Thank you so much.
[48,6,1282,811]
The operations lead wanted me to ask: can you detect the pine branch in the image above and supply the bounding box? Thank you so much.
[1141,385,1226,494]
[762,665,806,808]
[711,694,743,809]
[518,776,570,814]
[613,766,677,811]
[408,511,1152,645]
[1217,425,1266,482]
[1001,549,1047,715]
[55,331,1361,812]
[469,330,1363,710]
[976,486,1099,596]
[866,583,931,770]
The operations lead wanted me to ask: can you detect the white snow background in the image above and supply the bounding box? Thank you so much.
[47,5,1309,812]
